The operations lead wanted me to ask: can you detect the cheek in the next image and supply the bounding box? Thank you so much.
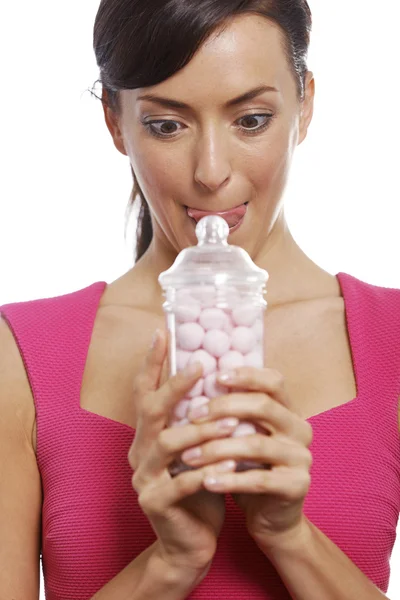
[243,142,289,192]
[131,149,179,200]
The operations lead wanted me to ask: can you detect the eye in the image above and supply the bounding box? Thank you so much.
[238,114,274,136]
[142,113,275,139]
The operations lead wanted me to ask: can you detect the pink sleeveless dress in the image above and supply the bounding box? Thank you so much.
[1,272,399,599]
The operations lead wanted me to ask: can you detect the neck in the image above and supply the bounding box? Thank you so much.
[131,207,340,309]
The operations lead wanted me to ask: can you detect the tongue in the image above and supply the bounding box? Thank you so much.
[187,204,247,228]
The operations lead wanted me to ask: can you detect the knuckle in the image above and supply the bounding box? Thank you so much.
[250,434,265,453]
[303,470,312,489]
[157,429,174,454]
[131,470,140,492]
[260,393,272,412]
[289,470,311,499]
[303,448,313,468]
[141,399,163,422]
[137,489,152,513]
[138,483,164,516]
[289,471,311,499]
[255,473,270,493]
[131,468,146,494]
[174,470,194,495]
[128,444,138,471]
[305,422,314,445]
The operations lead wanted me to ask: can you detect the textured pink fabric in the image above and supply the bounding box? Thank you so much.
[1,272,400,599]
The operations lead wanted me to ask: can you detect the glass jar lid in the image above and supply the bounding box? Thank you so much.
[158,215,269,288]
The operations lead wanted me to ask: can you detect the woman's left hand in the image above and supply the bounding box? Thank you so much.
[184,367,313,547]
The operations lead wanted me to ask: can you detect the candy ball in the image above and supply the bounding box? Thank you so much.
[203,329,231,358]
[187,377,204,399]
[174,399,191,420]
[243,349,263,368]
[175,302,201,323]
[176,322,205,351]
[176,349,192,371]
[203,372,229,399]
[231,326,257,354]
[219,350,245,371]
[188,349,217,376]
[189,395,210,410]
[199,308,229,331]
[232,304,260,327]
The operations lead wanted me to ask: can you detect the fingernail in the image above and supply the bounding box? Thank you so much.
[181,446,202,462]
[218,417,239,429]
[215,460,236,473]
[218,371,236,383]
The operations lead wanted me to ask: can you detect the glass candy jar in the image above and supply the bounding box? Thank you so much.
[158,215,269,476]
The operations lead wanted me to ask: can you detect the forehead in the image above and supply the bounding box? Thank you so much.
[200,14,287,72]
[128,14,291,110]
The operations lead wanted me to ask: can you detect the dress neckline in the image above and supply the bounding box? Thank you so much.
[78,272,359,431]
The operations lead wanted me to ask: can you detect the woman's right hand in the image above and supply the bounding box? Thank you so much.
[128,329,237,579]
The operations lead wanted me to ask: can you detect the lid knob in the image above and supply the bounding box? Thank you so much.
[196,215,229,246]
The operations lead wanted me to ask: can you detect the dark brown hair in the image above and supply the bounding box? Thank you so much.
[91,0,312,262]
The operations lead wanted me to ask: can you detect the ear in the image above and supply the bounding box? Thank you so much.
[298,71,315,146]
[101,89,128,157]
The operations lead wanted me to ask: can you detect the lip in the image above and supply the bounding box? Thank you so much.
[226,211,246,233]
[185,202,248,233]
[185,201,248,212]
[185,202,248,229]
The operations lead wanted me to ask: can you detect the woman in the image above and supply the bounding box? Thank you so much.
[1,1,399,599]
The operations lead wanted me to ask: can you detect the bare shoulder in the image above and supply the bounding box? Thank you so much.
[96,269,165,350]
[0,316,37,454]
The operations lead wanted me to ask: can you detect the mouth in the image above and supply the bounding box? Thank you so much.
[185,202,249,231]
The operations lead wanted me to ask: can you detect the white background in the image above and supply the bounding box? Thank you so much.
[1,0,399,598]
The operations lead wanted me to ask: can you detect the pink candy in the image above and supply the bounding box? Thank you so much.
[203,329,231,358]
[219,350,244,371]
[188,349,217,376]
[177,322,205,351]
[173,286,264,392]
[199,307,229,331]
[231,326,257,354]
[169,284,265,474]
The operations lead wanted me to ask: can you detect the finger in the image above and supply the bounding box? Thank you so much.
[203,465,311,498]
[135,417,240,483]
[217,367,292,410]
[134,328,168,395]
[189,392,312,445]
[135,458,237,514]
[178,433,312,470]
[129,363,205,469]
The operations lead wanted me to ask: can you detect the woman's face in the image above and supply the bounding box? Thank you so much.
[106,14,315,263]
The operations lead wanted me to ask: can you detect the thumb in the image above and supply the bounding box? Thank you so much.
[139,328,167,392]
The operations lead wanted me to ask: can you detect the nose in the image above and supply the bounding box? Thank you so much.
[193,131,232,192]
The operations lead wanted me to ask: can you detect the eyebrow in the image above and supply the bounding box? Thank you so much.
[137,84,279,110]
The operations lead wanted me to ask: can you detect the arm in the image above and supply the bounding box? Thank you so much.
[255,516,390,600]
[91,541,210,600]
[0,318,42,599]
